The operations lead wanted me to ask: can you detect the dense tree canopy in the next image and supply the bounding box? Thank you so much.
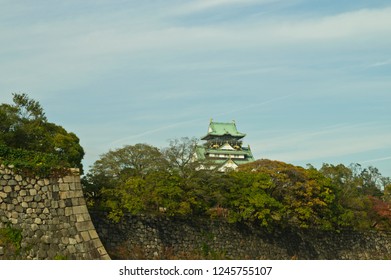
[84,140,391,231]
[0,93,84,174]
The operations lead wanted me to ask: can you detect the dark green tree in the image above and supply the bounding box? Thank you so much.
[0,93,84,173]
[83,143,166,206]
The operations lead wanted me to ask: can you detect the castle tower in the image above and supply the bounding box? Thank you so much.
[194,119,254,171]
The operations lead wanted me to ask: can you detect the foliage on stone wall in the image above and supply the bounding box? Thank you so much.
[85,149,391,232]
[0,224,22,259]
[0,146,71,178]
[0,93,84,174]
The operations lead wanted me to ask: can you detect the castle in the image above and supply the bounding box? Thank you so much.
[194,119,254,171]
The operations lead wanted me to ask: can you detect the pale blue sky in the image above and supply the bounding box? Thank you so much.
[1,0,391,176]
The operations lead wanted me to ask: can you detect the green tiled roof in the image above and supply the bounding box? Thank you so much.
[201,121,246,140]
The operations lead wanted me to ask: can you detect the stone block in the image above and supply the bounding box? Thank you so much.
[63,175,77,183]
[51,201,59,209]
[20,190,27,196]
[8,180,17,186]
[44,200,51,207]
[0,180,7,186]
[75,234,83,243]
[59,192,68,200]
[57,208,65,216]
[73,205,86,215]
[34,217,42,224]
[41,235,51,244]
[4,186,12,193]
[88,230,99,240]
[59,183,70,191]
[31,223,39,231]
[58,200,66,208]
[91,238,103,249]
[80,231,91,242]
[69,238,77,245]
[67,245,76,254]
[24,195,33,202]
[66,191,74,198]
[65,198,73,207]
[29,189,37,196]
[15,175,23,182]
[65,207,73,216]
[38,249,48,259]
[72,198,80,205]
[61,237,69,245]
[75,221,94,232]
[37,180,45,187]
[0,192,7,199]
[52,192,59,200]
[76,214,85,222]
[74,190,84,198]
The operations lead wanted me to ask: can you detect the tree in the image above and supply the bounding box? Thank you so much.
[83,143,166,206]
[0,93,84,172]
[367,196,391,230]
[318,163,391,230]
[225,170,284,228]
[162,137,199,177]
[237,160,338,229]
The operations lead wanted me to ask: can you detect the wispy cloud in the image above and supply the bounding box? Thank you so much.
[360,156,391,164]
[254,122,391,163]
[172,0,272,15]
[368,59,391,68]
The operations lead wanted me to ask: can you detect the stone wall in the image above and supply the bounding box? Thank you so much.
[0,165,110,260]
[91,212,391,260]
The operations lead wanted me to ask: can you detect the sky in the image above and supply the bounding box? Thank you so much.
[1,0,391,177]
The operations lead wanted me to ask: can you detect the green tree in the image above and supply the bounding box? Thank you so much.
[238,160,338,229]
[318,163,388,230]
[225,170,284,228]
[162,137,199,177]
[83,143,166,206]
[0,93,84,172]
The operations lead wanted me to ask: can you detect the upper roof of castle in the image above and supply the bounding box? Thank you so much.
[201,120,246,140]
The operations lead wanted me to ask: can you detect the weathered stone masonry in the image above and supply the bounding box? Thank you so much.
[0,165,110,259]
[91,213,391,260]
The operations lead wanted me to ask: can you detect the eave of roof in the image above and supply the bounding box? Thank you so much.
[201,121,246,140]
